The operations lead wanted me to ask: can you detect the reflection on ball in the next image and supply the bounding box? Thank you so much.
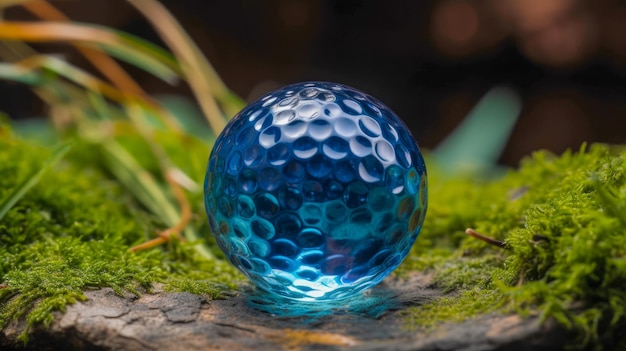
[204,82,427,301]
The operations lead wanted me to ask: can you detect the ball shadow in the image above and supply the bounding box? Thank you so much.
[243,279,428,321]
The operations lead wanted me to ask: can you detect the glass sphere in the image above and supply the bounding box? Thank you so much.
[204,82,427,301]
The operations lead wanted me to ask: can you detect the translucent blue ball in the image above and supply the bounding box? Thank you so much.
[204,82,427,301]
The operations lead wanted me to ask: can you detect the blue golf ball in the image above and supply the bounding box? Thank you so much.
[204,82,427,301]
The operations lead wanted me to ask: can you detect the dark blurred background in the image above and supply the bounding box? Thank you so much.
[3,0,626,166]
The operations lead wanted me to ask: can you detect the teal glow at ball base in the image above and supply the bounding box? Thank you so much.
[204,82,427,301]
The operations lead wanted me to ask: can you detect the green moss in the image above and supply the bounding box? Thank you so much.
[399,144,626,348]
[0,135,243,341]
[406,288,504,329]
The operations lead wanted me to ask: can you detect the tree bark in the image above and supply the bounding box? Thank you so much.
[1,272,569,351]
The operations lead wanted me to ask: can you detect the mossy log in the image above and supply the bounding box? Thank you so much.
[1,272,569,351]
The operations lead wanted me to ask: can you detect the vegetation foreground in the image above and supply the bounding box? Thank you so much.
[1,126,625,349]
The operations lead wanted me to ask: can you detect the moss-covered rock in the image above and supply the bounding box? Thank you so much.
[400,144,626,348]
[0,134,242,342]
[1,123,625,349]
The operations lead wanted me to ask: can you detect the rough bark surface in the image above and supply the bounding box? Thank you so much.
[1,273,569,351]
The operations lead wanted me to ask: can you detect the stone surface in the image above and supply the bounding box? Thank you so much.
[0,272,571,351]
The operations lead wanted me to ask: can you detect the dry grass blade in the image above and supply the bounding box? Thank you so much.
[126,0,245,132]
[0,21,180,83]
[21,0,146,97]
[0,0,33,9]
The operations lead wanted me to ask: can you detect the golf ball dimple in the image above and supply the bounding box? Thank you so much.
[204,82,427,301]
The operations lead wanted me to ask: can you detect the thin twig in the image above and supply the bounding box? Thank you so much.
[465,228,510,249]
[130,169,190,252]
[158,169,191,241]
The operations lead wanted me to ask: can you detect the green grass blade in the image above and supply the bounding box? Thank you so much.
[0,57,134,107]
[0,62,42,85]
[99,30,181,84]
[101,141,168,218]
[0,142,72,221]
[432,86,522,174]
[0,57,168,114]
